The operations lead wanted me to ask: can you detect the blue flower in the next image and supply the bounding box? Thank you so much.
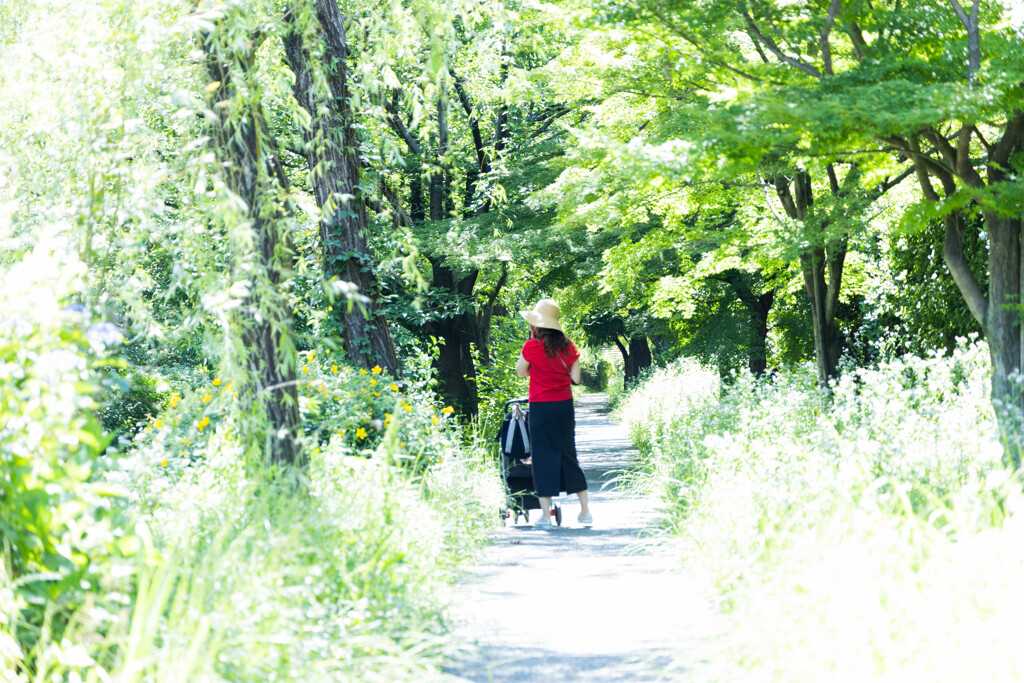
[87,321,123,350]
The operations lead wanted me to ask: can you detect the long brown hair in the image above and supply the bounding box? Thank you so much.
[535,327,570,358]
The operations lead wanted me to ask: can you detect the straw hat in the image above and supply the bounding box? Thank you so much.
[519,298,564,332]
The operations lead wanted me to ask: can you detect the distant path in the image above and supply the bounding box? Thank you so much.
[445,393,715,682]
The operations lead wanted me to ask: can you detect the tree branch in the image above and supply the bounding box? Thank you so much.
[384,97,423,156]
[992,109,1024,166]
[943,210,988,327]
[741,6,822,78]
[949,0,981,84]
[529,106,571,140]
[645,6,781,85]
[449,66,487,170]
[820,0,843,76]
[847,22,868,59]
[921,127,984,188]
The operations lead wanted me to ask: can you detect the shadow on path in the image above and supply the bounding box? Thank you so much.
[444,393,714,683]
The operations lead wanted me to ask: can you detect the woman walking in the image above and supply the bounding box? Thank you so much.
[515,299,592,529]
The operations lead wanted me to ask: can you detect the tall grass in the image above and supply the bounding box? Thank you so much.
[4,412,503,682]
[619,342,1024,681]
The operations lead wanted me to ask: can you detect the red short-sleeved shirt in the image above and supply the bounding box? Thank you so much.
[522,338,580,402]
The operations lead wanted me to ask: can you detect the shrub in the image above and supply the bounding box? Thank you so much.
[13,340,505,682]
[0,252,138,662]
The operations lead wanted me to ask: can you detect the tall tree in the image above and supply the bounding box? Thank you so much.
[375,14,569,416]
[282,2,400,375]
[200,10,302,466]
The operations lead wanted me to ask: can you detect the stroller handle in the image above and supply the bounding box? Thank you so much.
[504,397,529,409]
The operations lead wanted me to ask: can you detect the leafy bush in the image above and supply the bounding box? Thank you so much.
[10,339,505,682]
[98,368,166,440]
[577,346,615,391]
[619,341,1024,680]
[0,252,138,664]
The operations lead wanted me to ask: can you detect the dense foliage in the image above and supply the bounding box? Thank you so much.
[3,0,1022,679]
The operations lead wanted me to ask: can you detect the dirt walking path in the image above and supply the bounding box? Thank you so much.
[445,393,715,682]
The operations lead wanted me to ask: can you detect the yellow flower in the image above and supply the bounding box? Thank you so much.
[161,458,167,467]
[442,406,455,415]
[372,365,383,375]
[356,427,368,439]
[359,368,368,376]
[389,383,398,392]
[198,416,210,432]
[154,419,163,428]
[339,429,346,437]
[369,378,377,387]
[331,364,339,374]
[431,416,439,426]
[202,393,211,404]
[212,378,222,387]
[306,350,315,363]
[384,413,393,425]
[168,393,181,408]
[301,365,309,375]
[373,391,381,397]
[401,441,407,448]
[401,401,412,413]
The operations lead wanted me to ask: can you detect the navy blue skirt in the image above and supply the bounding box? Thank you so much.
[529,399,588,497]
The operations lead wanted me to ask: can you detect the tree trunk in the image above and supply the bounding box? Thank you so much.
[773,169,845,385]
[617,336,652,385]
[432,318,477,415]
[427,258,479,415]
[430,90,450,221]
[799,244,844,384]
[898,116,1024,463]
[985,213,1023,456]
[719,270,775,377]
[749,290,774,377]
[282,2,399,376]
[201,17,301,466]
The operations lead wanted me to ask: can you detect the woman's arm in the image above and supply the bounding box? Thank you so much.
[516,353,530,378]
[570,359,582,385]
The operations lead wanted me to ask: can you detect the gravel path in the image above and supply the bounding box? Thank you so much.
[445,393,715,682]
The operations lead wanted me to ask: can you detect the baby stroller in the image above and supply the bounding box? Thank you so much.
[496,398,563,526]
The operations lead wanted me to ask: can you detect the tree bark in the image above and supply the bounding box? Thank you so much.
[426,258,479,415]
[616,336,653,385]
[200,17,301,466]
[719,269,775,376]
[430,89,451,220]
[282,2,400,376]
[893,115,1024,463]
[986,213,1022,446]
[773,170,845,385]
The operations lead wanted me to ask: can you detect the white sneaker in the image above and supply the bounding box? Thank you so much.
[578,512,593,525]
[535,516,553,529]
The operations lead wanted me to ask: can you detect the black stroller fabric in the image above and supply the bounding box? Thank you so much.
[497,403,530,459]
